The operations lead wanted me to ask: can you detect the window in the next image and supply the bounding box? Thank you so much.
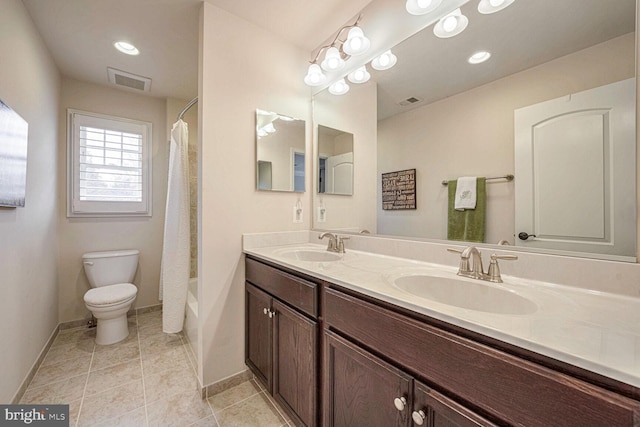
[67,110,152,217]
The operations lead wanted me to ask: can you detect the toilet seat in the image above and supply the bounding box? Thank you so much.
[84,283,137,308]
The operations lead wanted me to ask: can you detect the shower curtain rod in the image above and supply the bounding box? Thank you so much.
[177,97,198,121]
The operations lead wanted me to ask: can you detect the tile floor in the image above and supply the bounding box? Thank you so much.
[20,311,292,426]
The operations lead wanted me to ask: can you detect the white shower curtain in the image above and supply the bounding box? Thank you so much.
[160,119,191,333]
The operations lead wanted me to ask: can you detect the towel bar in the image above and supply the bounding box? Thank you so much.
[442,174,514,186]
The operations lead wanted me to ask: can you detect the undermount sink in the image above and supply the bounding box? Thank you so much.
[393,275,537,315]
[280,249,342,262]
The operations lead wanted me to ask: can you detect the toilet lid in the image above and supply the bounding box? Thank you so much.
[84,283,137,306]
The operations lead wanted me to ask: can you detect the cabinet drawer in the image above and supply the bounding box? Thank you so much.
[246,257,318,318]
[324,287,640,427]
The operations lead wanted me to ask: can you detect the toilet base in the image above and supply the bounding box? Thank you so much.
[95,314,130,345]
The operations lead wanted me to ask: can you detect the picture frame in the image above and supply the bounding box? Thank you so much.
[0,99,29,208]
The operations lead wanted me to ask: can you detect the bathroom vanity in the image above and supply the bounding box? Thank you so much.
[245,257,320,427]
[244,243,640,427]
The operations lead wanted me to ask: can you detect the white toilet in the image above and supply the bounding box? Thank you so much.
[82,249,139,345]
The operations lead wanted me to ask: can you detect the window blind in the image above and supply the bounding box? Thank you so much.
[79,126,143,202]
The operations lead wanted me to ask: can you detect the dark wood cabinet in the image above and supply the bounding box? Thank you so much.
[324,330,495,427]
[273,299,317,427]
[324,331,411,427]
[245,283,273,389]
[245,257,319,427]
[323,286,640,427]
[413,382,497,427]
[245,255,640,427]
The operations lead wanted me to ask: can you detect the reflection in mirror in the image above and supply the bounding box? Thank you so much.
[256,109,305,192]
[313,0,637,261]
[317,125,354,195]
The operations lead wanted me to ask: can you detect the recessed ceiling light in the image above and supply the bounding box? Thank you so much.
[468,51,491,64]
[114,41,140,56]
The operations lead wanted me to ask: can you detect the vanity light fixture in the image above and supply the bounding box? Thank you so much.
[468,50,491,64]
[433,8,468,38]
[114,41,140,56]
[304,16,371,87]
[329,78,350,95]
[343,27,371,56]
[347,65,371,84]
[321,47,346,72]
[405,0,443,16]
[478,0,516,14]
[371,50,398,71]
[304,64,327,87]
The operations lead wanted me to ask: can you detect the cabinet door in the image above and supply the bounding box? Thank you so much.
[273,300,317,427]
[412,382,497,427]
[324,331,411,427]
[246,282,273,391]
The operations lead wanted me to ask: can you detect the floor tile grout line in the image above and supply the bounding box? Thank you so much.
[209,389,263,413]
[264,391,291,425]
[74,333,96,427]
[205,398,222,427]
[136,314,151,427]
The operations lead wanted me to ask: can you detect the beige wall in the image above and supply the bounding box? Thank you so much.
[199,3,312,386]
[313,82,378,231]
[0,0,61,403]
[57,78,168,322]
[378,33,636,244]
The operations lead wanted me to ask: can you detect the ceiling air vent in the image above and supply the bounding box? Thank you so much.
[107,67,151,92]
[398,96,422,106]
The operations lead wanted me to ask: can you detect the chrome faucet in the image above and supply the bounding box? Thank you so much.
[319,232,349,253]
[448,246,517,283]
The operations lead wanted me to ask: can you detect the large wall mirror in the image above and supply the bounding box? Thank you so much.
[256,109,306,192]
[312,0,637,261]
[317,125,354,195]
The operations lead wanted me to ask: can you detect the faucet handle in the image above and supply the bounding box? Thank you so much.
[337,236,350,253]
[487,253,518,283]
[447,248,470,273]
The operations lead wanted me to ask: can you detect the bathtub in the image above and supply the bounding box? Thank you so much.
[185,277,198,354]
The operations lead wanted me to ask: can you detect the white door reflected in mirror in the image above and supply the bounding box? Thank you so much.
[318,125,354,196]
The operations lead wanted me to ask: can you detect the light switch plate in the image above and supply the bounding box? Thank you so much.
[317,207,326,223]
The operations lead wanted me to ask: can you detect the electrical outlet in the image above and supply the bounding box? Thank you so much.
[293,206,303,223]
[317,207,326,223]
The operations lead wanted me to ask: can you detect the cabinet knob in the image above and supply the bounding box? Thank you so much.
[263,308,269,315]
[393,396,407,411]
[268,309,276,318]
[412,410,426,425]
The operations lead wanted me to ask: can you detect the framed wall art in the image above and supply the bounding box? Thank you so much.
[0,99,28,207]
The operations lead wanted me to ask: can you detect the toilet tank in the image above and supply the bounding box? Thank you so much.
[82,249,140,288]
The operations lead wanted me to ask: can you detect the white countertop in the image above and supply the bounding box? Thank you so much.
[244,242,640,389]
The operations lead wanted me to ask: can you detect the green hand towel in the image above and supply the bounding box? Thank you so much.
[447,178,486,243]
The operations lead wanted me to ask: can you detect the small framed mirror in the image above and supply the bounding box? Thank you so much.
[256,109,305,192]
[317,125,354,195]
